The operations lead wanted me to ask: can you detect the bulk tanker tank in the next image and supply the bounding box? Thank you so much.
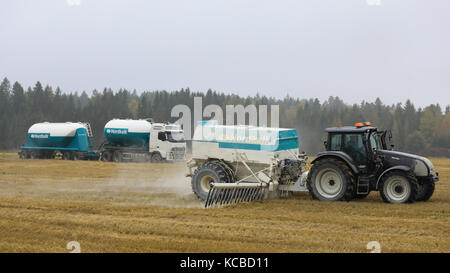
[19,122,99,160]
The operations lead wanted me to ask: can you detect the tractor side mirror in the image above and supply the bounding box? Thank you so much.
[390,144,395,150]
[323,140,327,149]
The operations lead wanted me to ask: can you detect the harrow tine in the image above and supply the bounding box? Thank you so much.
[215,188,223,206]
[234,189,244,203]
[229,188,237,204]
[237,188,245,203]
[205,187,214,208]
[205,186,213,208]
[245,188,254,202]
[250,188,258,201]
[220,188,230,206]
[241,188,248,202]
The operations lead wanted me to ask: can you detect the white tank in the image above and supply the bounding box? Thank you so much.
[104,119,152,133]
[28,122,87,137]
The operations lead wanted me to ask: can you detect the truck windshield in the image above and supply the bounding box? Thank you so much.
[166,131,185,143]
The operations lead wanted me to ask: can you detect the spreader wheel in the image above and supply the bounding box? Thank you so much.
[191,161,232,201]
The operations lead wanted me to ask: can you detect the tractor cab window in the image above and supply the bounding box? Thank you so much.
[343,134,367,165]
[329,134,342,151]
[369,132,380,150]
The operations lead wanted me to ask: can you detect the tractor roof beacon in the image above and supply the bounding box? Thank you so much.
[307,122,439,203]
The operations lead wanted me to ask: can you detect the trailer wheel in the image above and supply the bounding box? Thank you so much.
[73,153,80,161]
[113,151,122,162]
[379,171,418,203]
[306,158,355,201]
[151,153,163,163]
[101,151,112,162]
[416,182,435,202]
[191,162,232,201]
[30,151,38,159]
[19,151,25,159]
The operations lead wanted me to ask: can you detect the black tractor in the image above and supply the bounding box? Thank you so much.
[306,122,439,203]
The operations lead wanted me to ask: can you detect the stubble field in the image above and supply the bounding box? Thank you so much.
[0,153,448,252]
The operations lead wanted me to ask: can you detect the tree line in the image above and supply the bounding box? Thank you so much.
[0,77,449,157]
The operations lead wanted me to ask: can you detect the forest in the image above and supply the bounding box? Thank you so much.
[0,77,449,157]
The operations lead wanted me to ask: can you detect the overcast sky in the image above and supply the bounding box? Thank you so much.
[1,0,449,107]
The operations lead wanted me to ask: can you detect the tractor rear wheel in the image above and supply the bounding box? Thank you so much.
[379,171,418,203]
[306,158,355,201]
[416,182,435,202]
[191,161,233,201]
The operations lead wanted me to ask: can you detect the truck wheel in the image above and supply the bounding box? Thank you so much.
[101,151,112,162]
[62,151,71,160]
[113,151,122,162]
[151,153,163,163]
[19,151,25,159]
[191,162,232,201]
[380,171,418,203]
[306,158,355,201]
[416,182,435,202]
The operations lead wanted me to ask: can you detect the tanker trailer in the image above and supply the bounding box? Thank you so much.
[18,122,99,160]
[99,119,186,162]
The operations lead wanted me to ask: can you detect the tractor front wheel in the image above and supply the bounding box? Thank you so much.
[306,158,355,201]
[416,182,435,202]
[380,171,418,203]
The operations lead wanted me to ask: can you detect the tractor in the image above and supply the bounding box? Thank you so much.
[306,122,439,203]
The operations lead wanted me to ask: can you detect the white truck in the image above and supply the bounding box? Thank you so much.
[100,118,186,162]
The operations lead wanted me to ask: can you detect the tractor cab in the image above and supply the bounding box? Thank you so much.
[324,122,381,173]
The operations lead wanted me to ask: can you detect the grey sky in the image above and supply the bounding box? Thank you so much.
[1,0,449,107]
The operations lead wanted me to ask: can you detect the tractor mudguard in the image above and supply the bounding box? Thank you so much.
[311,151,360,175]
[375,165,411,189]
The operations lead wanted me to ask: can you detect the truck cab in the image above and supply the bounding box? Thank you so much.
[149,123,186,161]
[101,119,186,162]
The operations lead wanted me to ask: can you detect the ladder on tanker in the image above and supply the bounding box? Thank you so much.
[85,123,94,137]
